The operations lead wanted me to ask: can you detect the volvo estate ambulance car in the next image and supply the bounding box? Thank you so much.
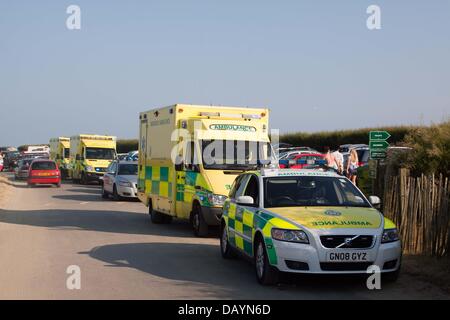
[220,169,401,285]
[69,134,117,184]
[138,104,272,236]
[50,137,71,179]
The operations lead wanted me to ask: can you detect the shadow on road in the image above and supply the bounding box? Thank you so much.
[83,242,378,299]
[0,208,198,238]
[52,194,106,202]
[65,188,102,195]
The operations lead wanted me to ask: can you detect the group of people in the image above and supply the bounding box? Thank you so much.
[323,146,359,185]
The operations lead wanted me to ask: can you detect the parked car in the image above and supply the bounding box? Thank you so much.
[102,161,138,200]
[279,153,325,169]
[125,150,139,161]
[27,159,61,187]
[278,149,320,160]
[3,151,21,171]
[14,158,34,180]
[117,153,128,161]
[339,144,368,153]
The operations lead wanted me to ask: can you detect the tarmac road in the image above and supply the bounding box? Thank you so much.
[0,172,449,299]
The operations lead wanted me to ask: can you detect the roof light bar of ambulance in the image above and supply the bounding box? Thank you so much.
[243,114,262,119]
[200,112,220,117]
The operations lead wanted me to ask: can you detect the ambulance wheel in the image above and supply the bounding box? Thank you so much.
[255,236,279,285]
[220,222,236,259]
[80,173,87,185]
[192,204,209,237]
[163,215,173,224]
[149,201,165,224]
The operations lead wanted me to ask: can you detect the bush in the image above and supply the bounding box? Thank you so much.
[401,120,450,176]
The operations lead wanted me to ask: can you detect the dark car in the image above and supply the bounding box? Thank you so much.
[3,151,21,171]
[14,158,34,179]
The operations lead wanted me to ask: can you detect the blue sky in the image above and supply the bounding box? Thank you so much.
[0,0,449,146]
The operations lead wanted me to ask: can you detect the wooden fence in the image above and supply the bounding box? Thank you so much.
[383,171,450,257]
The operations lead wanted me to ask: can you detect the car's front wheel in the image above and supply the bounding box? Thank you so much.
[254,237,279,285]
[112,185,122,201]
[220,222,236,259]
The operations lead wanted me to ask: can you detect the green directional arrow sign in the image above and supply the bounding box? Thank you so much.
[370,141,389,150]
[370,131,391,141]
[370,151,387,159]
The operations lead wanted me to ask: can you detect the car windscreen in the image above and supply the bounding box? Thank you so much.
[20,159,33,168]
[86,148,115,160]
[31,161,56,170]
[264,176,370,208]
[357,149,370,163]
[118,164,138,175]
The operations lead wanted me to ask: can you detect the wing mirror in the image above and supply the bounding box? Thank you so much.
[236,196,254,206]
[369,196,381,209]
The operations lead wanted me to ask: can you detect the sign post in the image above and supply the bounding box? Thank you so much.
[369,131,390,196]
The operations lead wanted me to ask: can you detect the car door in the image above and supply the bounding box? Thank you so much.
[227,174,256,256]
[104,162,116,193]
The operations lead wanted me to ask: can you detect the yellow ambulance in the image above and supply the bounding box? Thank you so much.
[70,134,117,184]
[138,104,272,236]
[49,137,71,178]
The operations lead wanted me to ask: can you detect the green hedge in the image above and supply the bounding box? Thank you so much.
[279,126,414,151]
[117,139,138,153]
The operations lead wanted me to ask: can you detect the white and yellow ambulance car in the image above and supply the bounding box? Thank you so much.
[69,134,117,184]
[49,137,71,178]
[220,169,402,285]
[138,104,273,236]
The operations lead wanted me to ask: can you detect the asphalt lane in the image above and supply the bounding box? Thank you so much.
[0,173,448,299]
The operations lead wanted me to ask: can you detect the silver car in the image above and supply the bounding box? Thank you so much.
[102,161,138,200]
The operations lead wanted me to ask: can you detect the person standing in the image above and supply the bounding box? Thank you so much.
[323,146,337,170]
[332,148,344,175]
[347,149,359,185]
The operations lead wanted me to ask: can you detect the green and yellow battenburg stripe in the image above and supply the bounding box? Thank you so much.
[223,200,300,265]
[138,164,173,198]
[138,162,214,208]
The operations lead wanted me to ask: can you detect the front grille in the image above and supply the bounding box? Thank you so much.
[320,235,374,249]
[320,262,373,271]
[95,167,107,172]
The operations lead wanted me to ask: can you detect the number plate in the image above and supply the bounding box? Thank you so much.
[38,172,51,176]
[327,251,369,262]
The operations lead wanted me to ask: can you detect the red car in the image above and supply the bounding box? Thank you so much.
[28,159,61,187]
[279,153,325,169]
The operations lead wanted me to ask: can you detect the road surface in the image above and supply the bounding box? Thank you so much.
[0,173,448,299]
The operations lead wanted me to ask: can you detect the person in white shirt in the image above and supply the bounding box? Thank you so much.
[332,149,344,175]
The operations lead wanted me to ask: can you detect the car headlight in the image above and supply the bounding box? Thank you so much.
[85,166,94,172]
[271,228,309,244]
[207,193,227,206]
[118,179,132,187]
[381,228,400,243]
